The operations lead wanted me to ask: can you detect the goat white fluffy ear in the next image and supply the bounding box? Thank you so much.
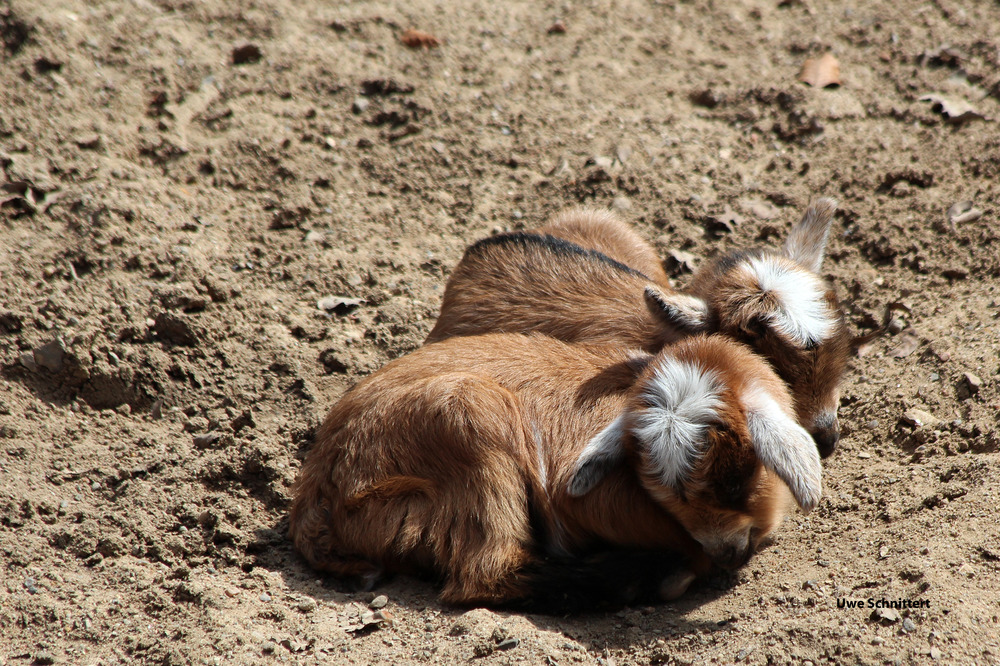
[744,390,823,512]
[644,286,709,332]
[568,413,627,497]
[783,198,837,273]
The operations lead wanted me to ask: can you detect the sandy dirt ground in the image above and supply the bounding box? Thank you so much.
[2,0,1000,664]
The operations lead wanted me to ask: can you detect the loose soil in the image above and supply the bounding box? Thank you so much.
[2,1,999,664]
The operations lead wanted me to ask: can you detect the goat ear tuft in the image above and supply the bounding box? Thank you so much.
[784,198,837,273]
[568,413,627,497]
[644,286,709,332]
[744,390,823,511]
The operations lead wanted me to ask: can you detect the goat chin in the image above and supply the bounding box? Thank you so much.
[290,332,813,606]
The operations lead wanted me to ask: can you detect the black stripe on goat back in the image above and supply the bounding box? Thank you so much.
[466,232,649,280]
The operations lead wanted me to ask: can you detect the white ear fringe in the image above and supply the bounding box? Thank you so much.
[743,387,823,511]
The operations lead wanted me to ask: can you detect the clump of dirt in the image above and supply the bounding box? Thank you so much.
[1,0,998,664]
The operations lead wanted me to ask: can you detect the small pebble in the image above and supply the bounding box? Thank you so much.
[297,598,317,612]
[497,637,519,650]
[192,431,221,448]
[961,372,982,395]
[32,652,55,666]
[369,594,388,609]
[873,607,901,624]
[225,588,240,598]
[902,408,940,429]
[902,617,916,632]
[33,338,66,372]
[259,592,272,602]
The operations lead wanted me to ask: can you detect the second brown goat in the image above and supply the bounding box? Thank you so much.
[426,200,852,457]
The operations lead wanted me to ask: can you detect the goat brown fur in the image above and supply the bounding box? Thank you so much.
[427,200,852,457]
[289,333,819,606]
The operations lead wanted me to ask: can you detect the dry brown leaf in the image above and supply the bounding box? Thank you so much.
[799,53,841,88]
[401,29,441,49]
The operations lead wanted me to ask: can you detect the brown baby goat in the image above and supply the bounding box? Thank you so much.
[426,200,851,457]
[289,333,821,606]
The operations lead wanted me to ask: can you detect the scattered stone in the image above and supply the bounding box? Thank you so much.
[297,598,317,612]
[224,588,240,598]
[702,206,743,238]
[369,594,388,609]
[473,642,495,658]
[317,296,364,315]
[32,652,55,665]
[872,607,901,624]
[259,592,272,602]
[918,45,963,68]
[588,155,614,170]
[318,349,349,374]
[33,338,66,372]
[740,198,780,220]
[231,409,256,433]
[877,170,934,192]
[360,78,415,96]
[74,133,102,150]
[261,641,277,654]
[547,20,567,34]
[351,97,369,114]
[946,200,983,227]
[1,179,58,215]
[497,637,519,651]
[901,408,941,429]
[957,372,981,400]
[689,88,725,108]
[18,351,39,372]
[929,647,942,660]
[152,312,199,346]
[611,195,631,211]
[232,44,262,65]
[192,431,222,449]
[920,94,986,125]
[902,617,916,632]
[184,417,210,433]
[664,249,697,275]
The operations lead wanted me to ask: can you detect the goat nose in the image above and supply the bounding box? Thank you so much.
[811,416,840,458]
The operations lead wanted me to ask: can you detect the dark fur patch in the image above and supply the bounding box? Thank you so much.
[467,232,649,280]
[501,547,694,613]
